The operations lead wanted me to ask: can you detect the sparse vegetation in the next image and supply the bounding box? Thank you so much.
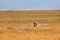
[0,10,60,40]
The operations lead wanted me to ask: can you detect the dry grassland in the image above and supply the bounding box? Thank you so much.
[0,10,60,40]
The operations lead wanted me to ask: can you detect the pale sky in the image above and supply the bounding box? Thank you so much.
[0,0,60,10]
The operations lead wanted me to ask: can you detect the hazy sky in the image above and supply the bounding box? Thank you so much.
[0,0,60,10]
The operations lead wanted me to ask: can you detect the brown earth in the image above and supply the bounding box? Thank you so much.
[0,10,60,40]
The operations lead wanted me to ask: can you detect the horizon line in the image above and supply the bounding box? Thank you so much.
[0,9,60,11]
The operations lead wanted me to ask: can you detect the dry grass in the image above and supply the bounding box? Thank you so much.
[0,10,60,40]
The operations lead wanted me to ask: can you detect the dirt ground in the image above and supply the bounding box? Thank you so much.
[0,10,60,40]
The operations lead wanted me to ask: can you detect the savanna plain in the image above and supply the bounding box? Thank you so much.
[0,10,60,40]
